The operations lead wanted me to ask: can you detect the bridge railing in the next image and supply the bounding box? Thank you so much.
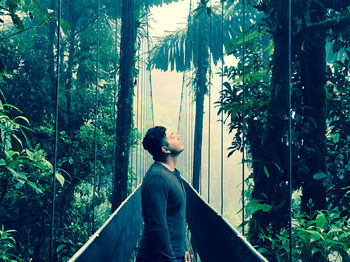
[69,181,268,262]
[68,186,143,262]
[184,182,268,262]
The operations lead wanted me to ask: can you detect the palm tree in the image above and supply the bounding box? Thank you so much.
[151,1,243,191]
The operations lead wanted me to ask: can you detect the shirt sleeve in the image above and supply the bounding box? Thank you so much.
[143,175,176,262]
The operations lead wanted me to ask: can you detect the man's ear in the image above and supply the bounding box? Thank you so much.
[161,145,170,154]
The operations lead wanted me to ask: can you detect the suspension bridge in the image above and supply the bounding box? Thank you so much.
[46,0,294,261]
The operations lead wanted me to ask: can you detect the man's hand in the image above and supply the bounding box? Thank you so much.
[184,251,191,262]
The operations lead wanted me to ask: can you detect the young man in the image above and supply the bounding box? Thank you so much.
[136,126,191,262]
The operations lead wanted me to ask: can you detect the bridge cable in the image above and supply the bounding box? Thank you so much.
[92,0,100,234]
[49,0,62,259]
[288,0,293,259]
[188,0,193,184]
[220,0,225,215]
[207,0,212,204]
[241,0,246,236]
[176,71,187,179]
[146,13,155,127]
[136,45,140,186]
[177,72,186,134]
[190,79,193,184]
[139,37,145,176]
[144,37,148,173]
[112,0,119,209]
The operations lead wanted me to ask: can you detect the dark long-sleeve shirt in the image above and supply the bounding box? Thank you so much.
[138,162,186,262]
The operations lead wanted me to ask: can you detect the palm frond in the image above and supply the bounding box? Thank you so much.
[151,27,192,72]
[142,0,183,8]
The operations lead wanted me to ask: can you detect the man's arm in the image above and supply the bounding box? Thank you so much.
[143,175,176,262]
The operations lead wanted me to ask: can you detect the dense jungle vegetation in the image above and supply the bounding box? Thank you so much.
[0,0,349,261]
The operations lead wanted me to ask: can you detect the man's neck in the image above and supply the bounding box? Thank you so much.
[159,156,178,172]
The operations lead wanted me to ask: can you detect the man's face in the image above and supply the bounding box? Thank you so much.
[164,129,184,155]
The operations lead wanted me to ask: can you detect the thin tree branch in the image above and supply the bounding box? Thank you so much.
[298,13,350,36]
[0,21,45,40]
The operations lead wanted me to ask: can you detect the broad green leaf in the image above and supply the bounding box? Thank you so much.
[246,200,272,217]
[6,150,19,159]
[55,172,65,187]
[315,212,326,229]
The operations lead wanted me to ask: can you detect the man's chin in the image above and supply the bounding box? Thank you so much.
[171,147,184,156]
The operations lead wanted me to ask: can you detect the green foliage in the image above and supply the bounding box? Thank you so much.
[0,1,121,258]
[218,25,272,154]
[258,207,350,262]
[0,103,51,194]
[0,226,24,262]
[0,101,55,261]
[324,57,350,218]
[1,0,48,33]
[218,0,350,256]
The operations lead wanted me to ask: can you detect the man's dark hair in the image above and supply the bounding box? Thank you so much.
[142,126,168,162]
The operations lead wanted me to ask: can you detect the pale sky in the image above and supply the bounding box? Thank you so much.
[149,1,190,131]
[148,0,246,227]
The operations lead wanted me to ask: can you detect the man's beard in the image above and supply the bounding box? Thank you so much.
[169,147,184,156]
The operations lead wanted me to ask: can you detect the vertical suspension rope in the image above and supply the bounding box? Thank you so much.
[188,74,190,180]
[112,0,119,207]
[189,85,193,184]
[49,0,61,259]
[241,0,246,236]
[142,38,146,177]
[130,133,134,191]
[184,73,188,181]
[136,46,140,186]
[288,0,293,260]
[220,0,224,215]
[178,72,186,134]
[207,0,212,204]
[187,0,192,183]
[143,39,147,173]
[146,13,155,127]
[186,77,189,181]
[140,38,144,178]
[92,0,100,234]
[128,17,135,190]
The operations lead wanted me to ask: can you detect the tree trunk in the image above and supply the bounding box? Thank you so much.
[299,2,327,214]
[192,9,209,192]
[248,0,290,245]
[111,0,137,211]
